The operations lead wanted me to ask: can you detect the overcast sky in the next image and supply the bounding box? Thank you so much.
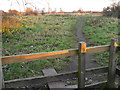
[0,0,119,12]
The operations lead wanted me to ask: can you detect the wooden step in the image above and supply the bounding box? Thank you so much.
[66,80,107,88]
[42,69,66,89]
[42,69,108,89]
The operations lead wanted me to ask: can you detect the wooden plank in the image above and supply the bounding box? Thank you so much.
[85,80,107,88]
[42,69,57,76]
[2,49,78,64]
[86,45,110,54]
[5,71,77,88]
[78,42,86,88]
[66,85,77,88]
[42,69,66,88]
[1,45,112,65]
[86,66,108,75]
[5,66,108,88]
[66,80,107,88]
[107,39,118,88]
[47,82,66,89]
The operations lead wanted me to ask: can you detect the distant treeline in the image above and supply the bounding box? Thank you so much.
[1,8,38,16]
[103,2,120,18]
[1,7,102,16]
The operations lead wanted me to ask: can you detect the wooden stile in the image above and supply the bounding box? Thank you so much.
[0,39,119,89]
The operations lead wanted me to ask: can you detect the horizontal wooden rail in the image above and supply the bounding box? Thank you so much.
[1,45,111,64]
[1,49,78,64]
[67,81,107,88]
[87,45,110,54]
[85,81,107,88]
[5,66,120,88]
[5,66,108,88]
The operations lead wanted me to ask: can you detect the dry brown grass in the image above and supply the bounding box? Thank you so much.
[2,16,21,34]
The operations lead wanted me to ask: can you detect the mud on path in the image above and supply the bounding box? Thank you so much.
[58,17,101,73]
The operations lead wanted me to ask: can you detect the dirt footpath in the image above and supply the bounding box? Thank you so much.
[58,17,101,73]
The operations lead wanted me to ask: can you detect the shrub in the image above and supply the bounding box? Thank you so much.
[2,16,21,34]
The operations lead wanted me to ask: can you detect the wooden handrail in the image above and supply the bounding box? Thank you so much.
[1,49,78,64]
[1,43,119,65]
[1,45,115,64]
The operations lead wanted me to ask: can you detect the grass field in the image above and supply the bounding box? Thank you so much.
[2,15,80,80]
[82,16,119,66]
[2,15,119,80]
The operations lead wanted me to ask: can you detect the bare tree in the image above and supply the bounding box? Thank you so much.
[8,0,22,12]
[103,1,120,18]
[7,0,53,14]
[45,0,51,13]
[8,0,43,12]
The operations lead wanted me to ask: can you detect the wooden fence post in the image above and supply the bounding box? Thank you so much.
[0,59,4,89]
[107,39,118,88]
[78,42,87,88]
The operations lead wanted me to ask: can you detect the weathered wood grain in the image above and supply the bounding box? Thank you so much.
[2,49,78,64]
[107,39,118,88]
[78,42,86,88]
[2,44,118,64]
[85,80,107,88]
[86,45,110,54]
[66,80,107,88]
[42,69,66,88]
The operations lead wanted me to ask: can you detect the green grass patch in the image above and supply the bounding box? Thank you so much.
[2,15,80,80]
[82,16,119,66]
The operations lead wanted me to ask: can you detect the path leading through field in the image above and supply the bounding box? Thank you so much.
[58,17,101,73]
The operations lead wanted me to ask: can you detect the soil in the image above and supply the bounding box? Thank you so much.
[58,17,101,73]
